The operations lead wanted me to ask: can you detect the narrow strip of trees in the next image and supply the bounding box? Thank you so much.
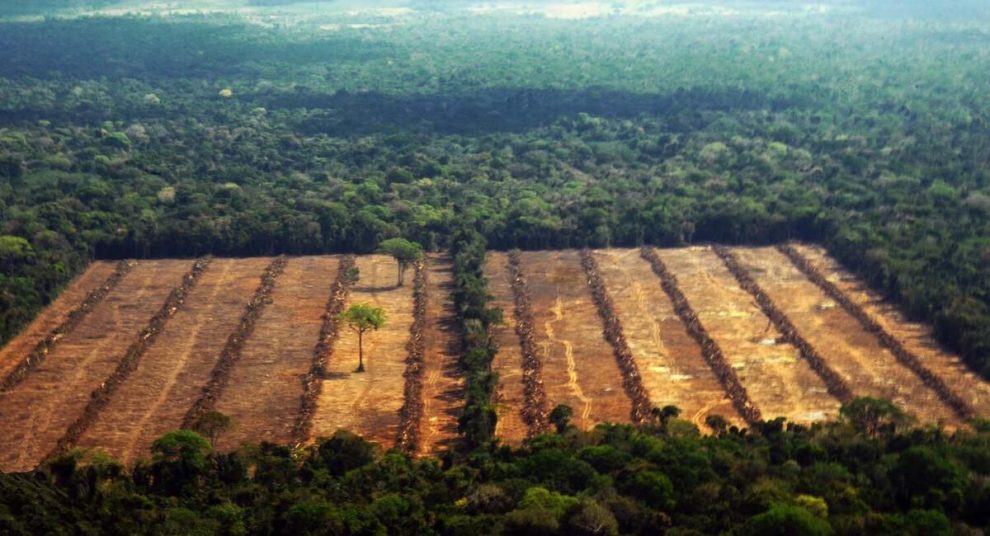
[49,257,211,458]
[579,249,651,425]
[397,260,428,453]
[507,251,552,436]
[182,256,288,429]
[1,260,136,393]
[777,244,974,421]
[292,255,356,446]
[714,246,853,403]
[639,247,762,425]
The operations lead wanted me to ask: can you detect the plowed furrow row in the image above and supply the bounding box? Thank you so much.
[639,247,762,425]
[714,246,853,404]
[777,244,973,421]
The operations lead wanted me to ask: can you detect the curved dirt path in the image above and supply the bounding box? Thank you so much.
[546,296,592,422]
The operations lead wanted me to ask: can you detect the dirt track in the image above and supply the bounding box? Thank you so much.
[520,250,631,430]
[309,255,414,447]
[77,258,273,463]
[0,260,192,472]
[593,249,743,430]
[658,247,841,424]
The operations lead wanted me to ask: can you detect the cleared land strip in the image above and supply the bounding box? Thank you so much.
[594,249,742,430]
[580,249,651,424]
[51,257,212,459]
[417,256,464,456]
[76,258,272,464]
[484,252,530,445]
[508,251,552,436]
[1,261,130,390]
[521,250,631,430]
[309,255,414,447]
[182,257,288,428]
[397,261,428,452]
[0,260,194,473]
[656,247,841,424]
[291,255,354,447]
[715,246,853,405]
[778,244,978,422]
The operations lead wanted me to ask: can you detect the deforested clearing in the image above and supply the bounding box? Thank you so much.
[0,246,987,470]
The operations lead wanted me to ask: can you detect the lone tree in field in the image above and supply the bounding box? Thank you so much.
[190,410,233,450]
[378,238,423,287]
[339,304,387,373]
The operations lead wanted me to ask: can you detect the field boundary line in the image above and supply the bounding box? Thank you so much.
[580,249,652,424]
[49,257,211,459]
[639,247,762,426]
[1,260,136,393]
[182,256,288,429]
[507,251,551,436]
[396,259,428,452]
[293,255,356,446]
[777,244,973,421]
[714,246,853,403]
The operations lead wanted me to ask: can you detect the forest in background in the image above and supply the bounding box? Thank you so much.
[2,5,990,533]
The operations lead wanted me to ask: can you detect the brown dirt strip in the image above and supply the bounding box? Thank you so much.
[417,255,464,456]
[483,252,530,445]
[508,251,552,436]
[397,260,428,452]
[792,244,990,418]
[640,247,763,426]
[734,247,961,426]
[521,250,632,430]
[182,257,288,429]
[1,260,132,391]
[75,258,272,464]
[0,260,194,473]
[592,249,742,431]
[309,255,414,447]
[580,249,652,424]
[290,255,354,448]
[780,244,979,422]
[714,246,853,404]
[51,257,212,459]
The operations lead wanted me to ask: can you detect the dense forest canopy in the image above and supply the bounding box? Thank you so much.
[1,2,990,532]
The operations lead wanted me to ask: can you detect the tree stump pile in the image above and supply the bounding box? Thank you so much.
[579,249,651,425]
[2,260,136,393]
[639,247,762,425]
[397,260,428,452]
[777,244,972,420]
[507,251,551,436]
[293,255,356,446]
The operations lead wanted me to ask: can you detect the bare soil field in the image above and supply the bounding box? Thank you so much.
[76,258,274,463]
[309,255,414,447]
[0,260,192,473]
[417,256,464,456]
[791,244,990,420]
[484,252,530,445]
[657,247,841,424]
[214,256,340,451]
[593,249,743,430]
[519,250,632,430]
[0,262,118,381]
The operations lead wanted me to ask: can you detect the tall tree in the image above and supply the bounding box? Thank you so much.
[338,304,387,373]
[378,238,423,287]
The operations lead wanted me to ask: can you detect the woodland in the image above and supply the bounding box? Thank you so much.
[1,4,990,534]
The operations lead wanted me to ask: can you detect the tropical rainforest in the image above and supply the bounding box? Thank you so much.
[1,1,989,534]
